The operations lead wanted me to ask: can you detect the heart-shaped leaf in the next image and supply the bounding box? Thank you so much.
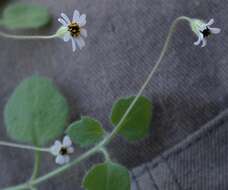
[110,96,152,141]
[4,76,69,146]
[66,117,105,147]
[83,161,130,190]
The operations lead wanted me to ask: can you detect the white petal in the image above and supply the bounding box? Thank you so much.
[63,136,72,147]
[50,141,62,156]
[61,13,71,24]
[201,38,207,48]
[194,35,202,46]
[79,14,86,27]
[55,155,66,165]
[58,18,68,27]
[67,147,74,154]
[194,33,203,45]
[63,155,70,163]
[80,28,87,38]
[63,33,71,42]
[71,38,77,52]
[209,27,221,34]
[76,37,85,49]
[73,10,80,23]
[206,18,214,26]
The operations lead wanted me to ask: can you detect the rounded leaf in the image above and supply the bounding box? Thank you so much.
[2,3,51,29]
[110,96,152,141]
[66,117,105,147]
[83,161,130,190]
[4,76,69,146]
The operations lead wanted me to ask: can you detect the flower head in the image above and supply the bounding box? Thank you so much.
[50,136,74,165]
[190,18,221,47]
[56,10,87,52]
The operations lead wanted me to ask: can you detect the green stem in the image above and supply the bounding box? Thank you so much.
[32,146,98,185]
[1,16,191,190]
[0,141,50,152]
[100,148,110,161]
[0,31,57,40]
[2,146,100,190]
[30,151,41,180]
[102,16,191,146]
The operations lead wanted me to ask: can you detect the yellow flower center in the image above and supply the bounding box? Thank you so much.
[68,22,80,37]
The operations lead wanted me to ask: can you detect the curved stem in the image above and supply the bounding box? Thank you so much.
[30,151,41,180]
[102,16,191,145]
[100,148,110,161]
[32,146,98,185]
[2,146,100,190]
[1,16,192,190]
[0,31,57,40]
[0,141,50,152]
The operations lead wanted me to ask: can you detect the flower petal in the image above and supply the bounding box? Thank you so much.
[194,33,203,46]
[209,27,221,34]
[201,38,207,48]
[76,37,85,49]
[67,147,74,154]
[50,141,62,156]
[63,155,70,164]
[58,18,68,27]
[63,136,72,147]
[55,155,66,165]
[71,38,77,52]
[63,33,71,42]
[73,10,80,23]
[80,28,87,38]
[194,38,201,46]
[79,14,86,27]
[61,13,71,24]
[206,18,214,26]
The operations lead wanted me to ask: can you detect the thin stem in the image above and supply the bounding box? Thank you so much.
[32,146,98,185]
[0,141,50,152]
[102,16,191,145]
[0,31,57,40]
[100,148,110,161]
[1,16,191,190]
[30,151,41,180]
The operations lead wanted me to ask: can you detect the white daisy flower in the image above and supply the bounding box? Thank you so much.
[190,18,221,48]
[50,136,74,165]
[57,10,87,52]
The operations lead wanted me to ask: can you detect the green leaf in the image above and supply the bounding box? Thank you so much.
[4,76,69,146]
[66,117,105,147]
[83,161,130,190]
[2,3,51,29]
[110,96,152,141]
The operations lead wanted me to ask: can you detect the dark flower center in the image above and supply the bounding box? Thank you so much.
[60,147,68,155]
[68,22,80,37]
[201,27,211,38]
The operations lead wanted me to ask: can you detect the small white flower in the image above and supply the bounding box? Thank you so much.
[57,10,87,52]
[190,18,221,48]
[50,136,74,165]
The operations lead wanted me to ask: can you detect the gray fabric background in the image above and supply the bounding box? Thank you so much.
[131,109,228,190]
[0,0,227,189]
